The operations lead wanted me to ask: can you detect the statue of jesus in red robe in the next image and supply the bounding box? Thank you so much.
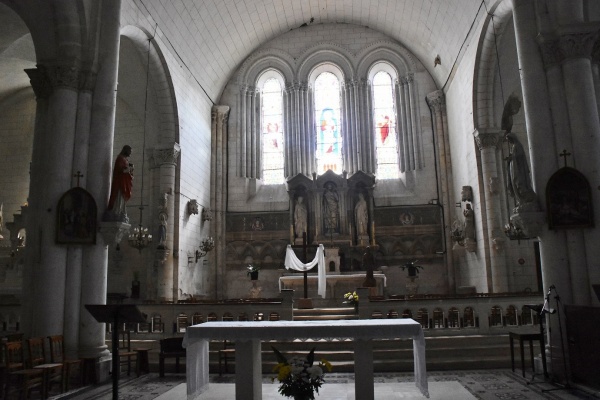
[105,145,133,222]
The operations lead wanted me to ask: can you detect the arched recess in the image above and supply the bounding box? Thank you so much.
[237,49,295,86]
[297,43,355,82]
[472,0,514,129]
[120,25,179,144]
[356,42,416,78]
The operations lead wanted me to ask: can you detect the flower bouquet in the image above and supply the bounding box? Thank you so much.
[272,346,332,400]
[246,264,261,280]
[343,291,359,314]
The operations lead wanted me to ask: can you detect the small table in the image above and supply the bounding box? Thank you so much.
[279,273,387,298]
[509,332,546,378]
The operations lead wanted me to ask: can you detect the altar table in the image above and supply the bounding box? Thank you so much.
[278,273,387,298]
[183,319,429,400]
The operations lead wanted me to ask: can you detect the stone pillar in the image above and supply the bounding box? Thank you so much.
[556,31,599,305]
[474,129,507,292]
[211,106,230,299]
[426,90,455,293]
[79,0,122,363]
[152,144,180,301]
[512,0,571,379]
[24,63,80,338]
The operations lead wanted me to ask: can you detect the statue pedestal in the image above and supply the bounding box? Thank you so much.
[406,277,419,295]
[297,298,313,309]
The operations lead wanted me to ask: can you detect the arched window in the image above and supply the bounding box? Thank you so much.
[261,77,284,184]
[372,70,399,179]
[314,72,343,174]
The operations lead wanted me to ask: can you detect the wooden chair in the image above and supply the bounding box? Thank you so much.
[47,335,83,392]
[117,330,137,376]
[159,337,185,377]
[27,337,63,398]
[3,341,44,399]
[218,340,235,375]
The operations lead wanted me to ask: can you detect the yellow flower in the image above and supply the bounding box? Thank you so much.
[277,365,291,381]
[321,359,333,372]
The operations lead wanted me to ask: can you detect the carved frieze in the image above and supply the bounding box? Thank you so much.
[558,31,597,60]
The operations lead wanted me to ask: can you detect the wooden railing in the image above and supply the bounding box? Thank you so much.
[355,288,544,336]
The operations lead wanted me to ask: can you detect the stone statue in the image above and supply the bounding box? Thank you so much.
[463,203,475,242]
[354,192,368,237]
[501,93,537,211]
[157,192,169,249]
[293,196,307,238]
[105,145,133,222]
[157,213,167,249]
[322,182,339,235]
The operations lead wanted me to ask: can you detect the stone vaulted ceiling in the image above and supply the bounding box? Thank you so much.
[0,0,489,102]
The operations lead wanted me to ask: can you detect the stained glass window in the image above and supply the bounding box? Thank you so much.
[314,72,343,174]
[261,78,284,184]
[373,71,399,179]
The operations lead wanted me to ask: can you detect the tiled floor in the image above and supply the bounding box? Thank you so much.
[55,370,600,400]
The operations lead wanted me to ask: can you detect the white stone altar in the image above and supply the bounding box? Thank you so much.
[278,273,386,298]
[183,319,429,400]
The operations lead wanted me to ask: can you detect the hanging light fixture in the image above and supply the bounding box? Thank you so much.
[128,38,153,253]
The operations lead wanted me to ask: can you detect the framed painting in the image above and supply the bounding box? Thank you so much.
[56,187,98,244]
[546,167,594,230]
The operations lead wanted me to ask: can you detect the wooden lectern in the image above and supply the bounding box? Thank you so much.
[85,304,146,400]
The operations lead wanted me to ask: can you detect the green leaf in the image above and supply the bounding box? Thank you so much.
[271,346,288,364]
[307,347,316,366]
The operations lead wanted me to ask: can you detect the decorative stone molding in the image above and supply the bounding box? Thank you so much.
[152,143,181,167]
[474,129,503,151]
[98,221,131,248]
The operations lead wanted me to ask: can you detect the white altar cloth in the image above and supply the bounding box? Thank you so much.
[183,319,429,400]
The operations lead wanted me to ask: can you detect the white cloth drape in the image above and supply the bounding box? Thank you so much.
[284,244,326,298]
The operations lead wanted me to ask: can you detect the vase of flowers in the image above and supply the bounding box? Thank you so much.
[272,346,332,400]
[343,291,359,314]
[246,264,261,280]
[401,260,423,278]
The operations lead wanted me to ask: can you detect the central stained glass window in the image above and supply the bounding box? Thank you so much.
[314,72,343,174]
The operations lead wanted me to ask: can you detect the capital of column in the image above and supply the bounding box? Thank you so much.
[557,31,597,60]
[473,128,503,151]
[43,63,81,90]
[396,73,414,86]
[152,143,181,167]
[285,81,308,92]
[426,90,445,112]
[211,105,231,125]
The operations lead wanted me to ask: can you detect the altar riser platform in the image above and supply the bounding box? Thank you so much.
[131,334,513,375]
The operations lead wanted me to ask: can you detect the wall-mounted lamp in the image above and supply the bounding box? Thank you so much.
[195,237,215,262]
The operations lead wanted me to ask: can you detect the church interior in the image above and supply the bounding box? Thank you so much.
[0,0,600,397]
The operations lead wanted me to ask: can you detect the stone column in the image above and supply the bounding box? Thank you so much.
[79,0,122,363]
[556,31,599,305]
[426,90,455,293]
[474,129,507,292]
[211,106,230,299]
[152,144,180,301]
[24,63,80,338]
[512,0,571,379]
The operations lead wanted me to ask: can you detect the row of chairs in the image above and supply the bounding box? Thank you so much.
[2,335,82,399]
